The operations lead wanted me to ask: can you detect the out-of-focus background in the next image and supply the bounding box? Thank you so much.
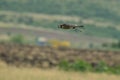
[0,0,120,80]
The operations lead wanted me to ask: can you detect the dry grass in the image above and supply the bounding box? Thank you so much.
[0,34,9,40]
[0,61,120,80]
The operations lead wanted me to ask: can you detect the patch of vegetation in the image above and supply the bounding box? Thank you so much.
[70,60,92,72]
[111,40,120,48]
[59,60,120,74]
[93,61,109,73]
[10,34,25,44]
[102,40,120,50]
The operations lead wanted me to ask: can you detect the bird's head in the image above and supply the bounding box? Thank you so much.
[58,24,63,28]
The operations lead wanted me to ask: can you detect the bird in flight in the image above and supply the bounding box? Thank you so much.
[58,23,84,32]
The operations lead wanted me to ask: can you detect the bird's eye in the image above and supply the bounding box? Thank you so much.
[73,27,75,29]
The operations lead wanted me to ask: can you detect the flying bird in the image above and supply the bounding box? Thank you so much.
[58,23,84,32]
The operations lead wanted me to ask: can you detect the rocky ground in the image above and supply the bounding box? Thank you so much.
[0,43,120,68]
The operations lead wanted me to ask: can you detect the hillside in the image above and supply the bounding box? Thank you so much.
[0,0,120,40]
[0,0,120,22]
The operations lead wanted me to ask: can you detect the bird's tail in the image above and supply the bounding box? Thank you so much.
[78,25,84,28]
[73,25,84,32]
[77,25,84,29]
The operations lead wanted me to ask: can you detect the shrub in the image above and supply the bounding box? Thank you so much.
[70,60,92,72]
[58,60,70,71]
[58,60,120,74]
[10,35,24,44]
[108,66,120,74]
[93,61,109,73]
[59,60,92,72]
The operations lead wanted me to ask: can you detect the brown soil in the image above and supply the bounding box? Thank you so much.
[0,43,120,68]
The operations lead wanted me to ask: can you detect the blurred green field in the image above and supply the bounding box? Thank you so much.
[0,11,120,40]
[0,0,120,40]
[0,0,120,80]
